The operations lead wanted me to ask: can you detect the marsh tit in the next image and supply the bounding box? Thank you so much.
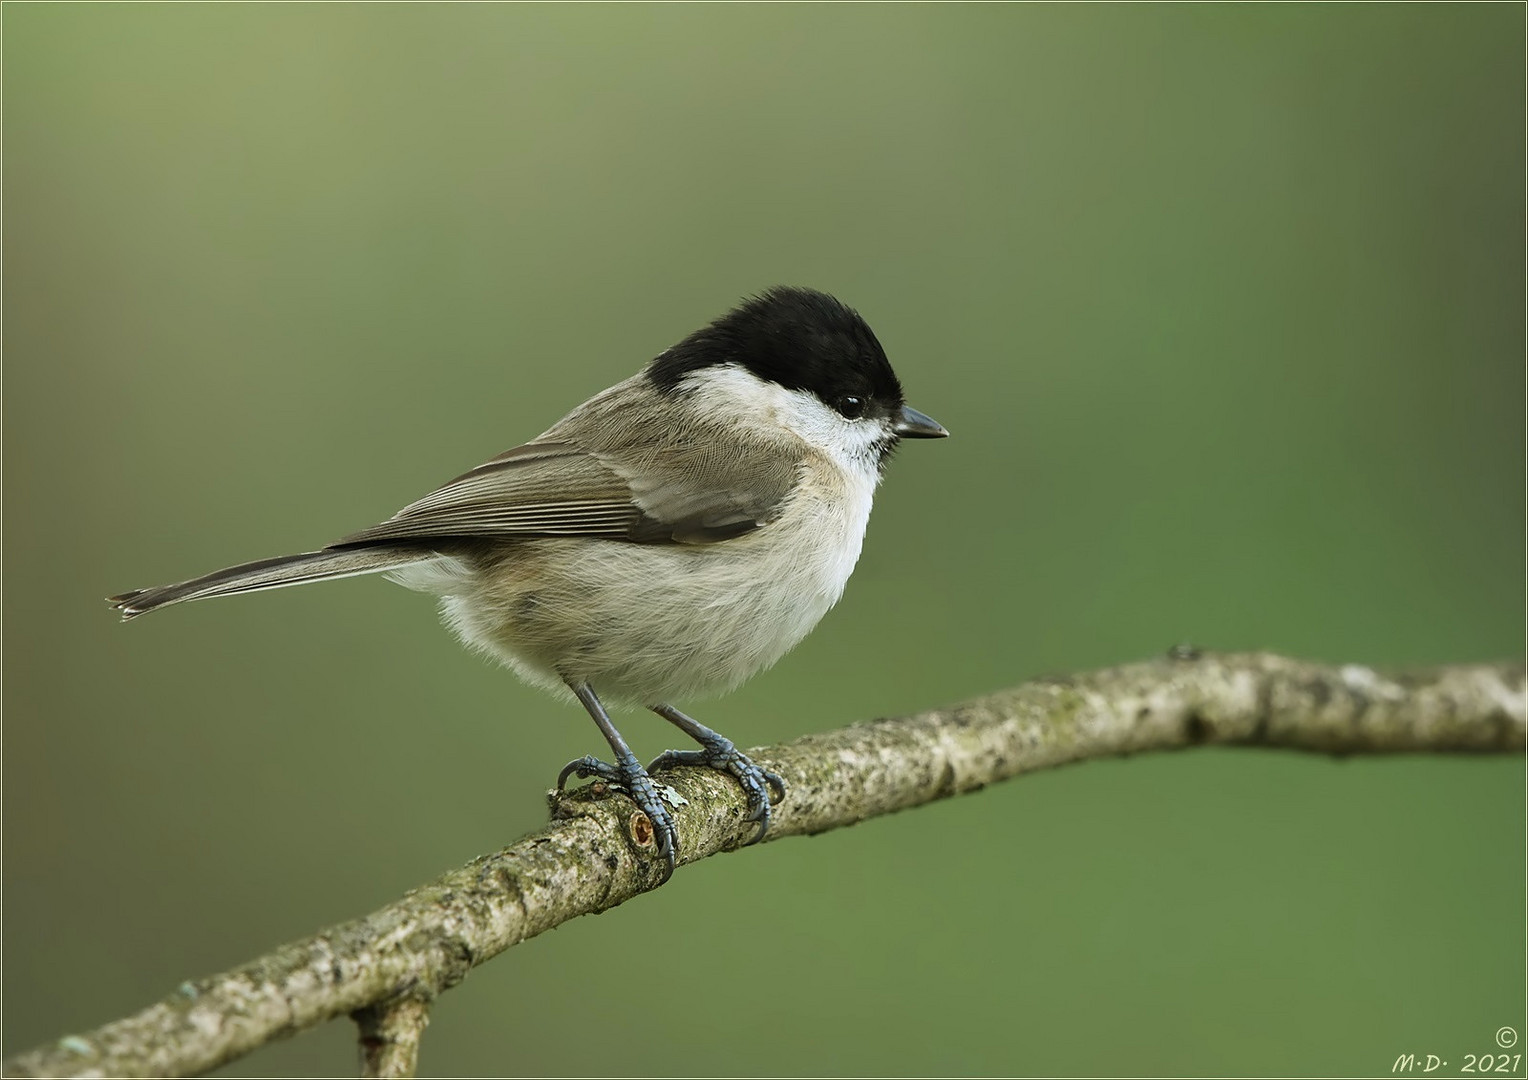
[109,287,947,879]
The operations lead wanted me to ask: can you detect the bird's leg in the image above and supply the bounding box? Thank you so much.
[647,704,786,844]
[556,683,677,879]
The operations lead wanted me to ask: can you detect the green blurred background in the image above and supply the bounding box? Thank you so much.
[5,5,1523,1076]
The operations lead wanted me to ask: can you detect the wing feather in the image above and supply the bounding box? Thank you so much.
[334,441,641,546]
[331,379,805,549]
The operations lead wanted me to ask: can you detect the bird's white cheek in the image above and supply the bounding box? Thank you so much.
[676,366,888,473]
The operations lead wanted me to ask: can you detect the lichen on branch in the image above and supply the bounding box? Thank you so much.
[7,652,1522,1079]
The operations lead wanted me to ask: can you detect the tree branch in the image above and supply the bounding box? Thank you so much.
[7,652,1522,1078]
[353,997,430,1079]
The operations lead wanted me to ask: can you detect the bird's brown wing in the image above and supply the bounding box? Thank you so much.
[331,433,801,548]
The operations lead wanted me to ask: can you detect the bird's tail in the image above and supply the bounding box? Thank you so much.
[107,546,434,620]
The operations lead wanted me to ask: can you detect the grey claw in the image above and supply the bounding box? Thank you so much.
[556,754,622,792]
[555,754,678,882]
[653,820,677,882]
[648,745,786,844]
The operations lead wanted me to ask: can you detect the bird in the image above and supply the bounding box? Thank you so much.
[109,286,948,879]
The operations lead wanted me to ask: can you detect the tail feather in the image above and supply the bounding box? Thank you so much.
[107,547,433,620]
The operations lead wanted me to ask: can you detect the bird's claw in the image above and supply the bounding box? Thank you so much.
[648,742,787,845]
[556,754,624,790]
[556,753,677,881]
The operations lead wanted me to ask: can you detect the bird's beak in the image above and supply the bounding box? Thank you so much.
[893,405,948,439]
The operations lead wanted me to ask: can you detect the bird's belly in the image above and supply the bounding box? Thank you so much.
[434,490,870,705]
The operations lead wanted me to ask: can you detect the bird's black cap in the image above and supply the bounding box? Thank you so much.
[648,287,905,416]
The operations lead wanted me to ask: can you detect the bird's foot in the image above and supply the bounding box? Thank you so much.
[648,738,786,844]
[556,752,677,880]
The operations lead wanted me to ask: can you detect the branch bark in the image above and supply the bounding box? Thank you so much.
[353,997,430,1079]
[7,652,1523,1078]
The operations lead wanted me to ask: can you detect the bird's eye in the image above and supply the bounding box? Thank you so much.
[836,395,866,419]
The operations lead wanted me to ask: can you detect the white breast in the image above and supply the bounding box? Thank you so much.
[410,365,889,706]
[448,454,876,706]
